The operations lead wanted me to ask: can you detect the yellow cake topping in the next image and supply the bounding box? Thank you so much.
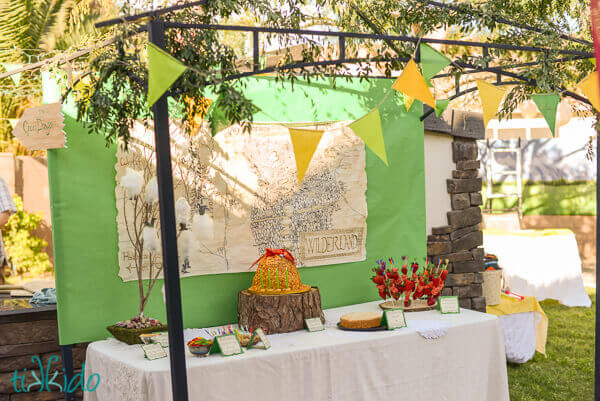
[248,249,311,295]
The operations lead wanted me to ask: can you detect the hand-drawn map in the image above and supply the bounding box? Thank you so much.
[115,121,367,281]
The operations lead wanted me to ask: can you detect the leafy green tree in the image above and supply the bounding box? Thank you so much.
[1,196,52,278]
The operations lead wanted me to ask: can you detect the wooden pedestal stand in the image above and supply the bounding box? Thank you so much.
[238,287,325,334]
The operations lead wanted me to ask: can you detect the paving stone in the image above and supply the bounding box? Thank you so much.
[447,207,482,228]
[459,298,472,309]
[452,170,478,179]
[471,247,484,260]
[0,341,60,358]
[432,226,453,235]
[0,355,39,373]
[470,283,483,297]
[427,234,449,242]
[452,139,478,162]
[451,193,470,210]
[470,192,483,206]
[456,160,480,170]
[441,287,453,296]
[427,241,452,256]
[447,178,482,194]
[471,296,487,312]
[431,251,472,264]
[445,273,474,287]
[0,320,58,346]
[449,224,479,241]
[453,286,470,298]
[473,272,484,284]
[452,231,483,252]
[453,259,484,273]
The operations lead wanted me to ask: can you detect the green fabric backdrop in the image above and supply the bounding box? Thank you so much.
[47,77,426,345]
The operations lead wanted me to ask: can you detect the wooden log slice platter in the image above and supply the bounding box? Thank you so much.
[379,298,438,312]
[238,286,324,334]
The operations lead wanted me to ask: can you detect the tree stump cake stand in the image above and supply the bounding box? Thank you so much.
[238,286,325,334]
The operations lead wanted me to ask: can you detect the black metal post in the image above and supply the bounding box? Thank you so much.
[594,127,600,401]
[148,18,189,401]
[61,345,75,401]
[253,31,260,72]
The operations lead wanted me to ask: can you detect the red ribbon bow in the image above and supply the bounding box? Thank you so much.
[250,248,295,270]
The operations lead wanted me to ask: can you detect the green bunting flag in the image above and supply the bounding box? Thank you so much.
[420,43,452,82]
[531,94,561,136]
[147,43,188,107]
[2,64,22,86]
[435,99,450,117]
[349,108,388,166]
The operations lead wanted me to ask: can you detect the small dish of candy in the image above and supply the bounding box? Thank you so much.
[187,337,213,357]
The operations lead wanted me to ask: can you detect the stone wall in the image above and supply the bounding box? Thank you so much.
[0,307,87,400]
[426,137,486,312]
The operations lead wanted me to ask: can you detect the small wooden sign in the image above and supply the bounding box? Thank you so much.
[209,334,244,356]
[382,308,407,330]
[438,296,461,314]
[304,317,325,332]
[141,343,167,360]
[247,328,271,350]
[12,103,66,150]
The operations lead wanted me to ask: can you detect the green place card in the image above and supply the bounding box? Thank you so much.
[209,334,244,357]
[141,343,167,360]
[304,317,325,332]
[247,328,271,350]
[381,308,407,330]
[438,296,461,314]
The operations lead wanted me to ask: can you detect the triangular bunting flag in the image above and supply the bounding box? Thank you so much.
[435,99,450,117]
[420,43,452,82]
[289,128,324,183]
[392,59,436,109]
[349,108,388,165]
[576,71,600,112]
[531,94,561,137]
[147,43,188,107]
[2,64,22,86]
[476,80,506,127]
[404,94,415,111]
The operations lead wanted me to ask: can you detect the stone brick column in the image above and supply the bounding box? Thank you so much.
[427,137,486,312]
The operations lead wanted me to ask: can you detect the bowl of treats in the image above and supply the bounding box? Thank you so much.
[187,337,213,356]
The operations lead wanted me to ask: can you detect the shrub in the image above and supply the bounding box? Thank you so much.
[1,196,52,277]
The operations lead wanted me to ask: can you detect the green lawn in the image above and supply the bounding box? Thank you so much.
[482,181,596,216]
[507,289,595,401]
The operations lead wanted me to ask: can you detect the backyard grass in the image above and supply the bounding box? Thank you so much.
[482,181,596,216]
[507,288,595,401]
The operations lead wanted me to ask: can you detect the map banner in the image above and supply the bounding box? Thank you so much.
[115,121,367,280]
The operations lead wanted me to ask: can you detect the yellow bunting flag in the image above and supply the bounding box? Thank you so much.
[576,71,600,112]
[349,108,388,166]
[147,43,188,107]
[391,59,436,109]
[289,128,324,184]
[476,80,506,127]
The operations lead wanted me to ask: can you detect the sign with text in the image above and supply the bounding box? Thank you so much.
[209,334,244,356]
[300,228,364,262]
[12,103,66,150]
[141,343,167,360]
[304,317,325,332]
[247,328,271,350]
[438,296,460,314]
[382,308,407,330]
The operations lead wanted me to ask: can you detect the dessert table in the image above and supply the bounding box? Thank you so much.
[484,228,591,307]
[84,301,509,401]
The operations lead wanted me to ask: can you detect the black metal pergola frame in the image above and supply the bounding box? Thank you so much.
[57,3,598,401]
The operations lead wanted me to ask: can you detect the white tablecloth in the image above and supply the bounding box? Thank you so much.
[84,301,509,401]
[498,312,540,364]
[484,229,591,307]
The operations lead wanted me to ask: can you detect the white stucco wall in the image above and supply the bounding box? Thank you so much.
[424,131,453,235]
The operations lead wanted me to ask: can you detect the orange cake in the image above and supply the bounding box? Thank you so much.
[248,249,311,295]
[339,312,383,329]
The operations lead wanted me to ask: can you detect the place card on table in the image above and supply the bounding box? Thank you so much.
[247,328,271,350]
[154,332,170,347]
[381,308,407,330]
[141,343,167,360]
[209,334,244,356]
[438,296,460,314]
[304,317,325,332]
